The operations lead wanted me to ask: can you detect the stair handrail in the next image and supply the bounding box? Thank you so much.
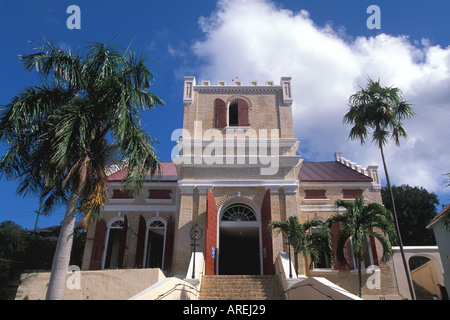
[155,282,201,300]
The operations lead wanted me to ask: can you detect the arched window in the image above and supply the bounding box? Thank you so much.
[215,98,249,128]
[221,204,257,221]
[144,218,167,268]
[228,100,239,126]
[310,218,332,269]
[103,217,124,269]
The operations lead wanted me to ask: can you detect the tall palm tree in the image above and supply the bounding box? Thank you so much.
[344,77,416,299]
[328,197,397,297]
[0,38,164,299]
[269,216,332,276]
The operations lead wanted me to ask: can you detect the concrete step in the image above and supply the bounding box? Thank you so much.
[199,275,285,300]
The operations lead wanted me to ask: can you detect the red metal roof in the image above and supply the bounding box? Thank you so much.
[107,161,372,183]
[428,204,450,226]
[107,162,178,181]
[298,161,373,182]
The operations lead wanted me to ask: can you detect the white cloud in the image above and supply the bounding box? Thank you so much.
[192,0,450,198]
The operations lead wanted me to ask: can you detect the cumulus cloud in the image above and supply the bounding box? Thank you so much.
[192,0,450,197]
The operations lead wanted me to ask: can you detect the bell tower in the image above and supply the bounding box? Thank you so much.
[172,77,302,276]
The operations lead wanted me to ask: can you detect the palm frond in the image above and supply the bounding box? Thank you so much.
[345,77,414,148]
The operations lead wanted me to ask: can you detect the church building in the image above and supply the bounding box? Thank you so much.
[81,76,399,298]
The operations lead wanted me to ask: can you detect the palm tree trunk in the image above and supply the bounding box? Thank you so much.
[380,144,416,300]
[294,252,299,276]
[45,189,81,300]
[357,258,362,297]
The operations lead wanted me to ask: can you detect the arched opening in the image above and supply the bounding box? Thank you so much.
[409,256,441,300]
[144,218,166,269]
[227,98,249,127]
[228,99,239,126]
[218,203,261,275]
[103,218,124,269]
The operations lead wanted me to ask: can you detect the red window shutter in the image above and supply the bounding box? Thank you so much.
[134,215,146,268]
[304,190,326,199]
[344,239,355,270]
[331,222,350,270]
[237,98,249,126]
[343,189,363,199]
[112,189,133,199]
[117,215,128,269]
[163,215,174,271]
[261,189,274,275]
[148,189,172,199]
[369,234,379,266]
[205,190,218,275]
[215,98,227,128]
[89,218,107,270]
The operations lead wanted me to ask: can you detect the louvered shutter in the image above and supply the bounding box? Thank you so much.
[117,215,128,268]
[237,98,249,126]
[344,239,355,270]
[331,222,349,270]
[261,189,274,275]
[89,218,107,270]
[163,215,174,271]
[134,215,146,268]
[369,234,379,266]
[205,190,218,275]
[215,98,227,128]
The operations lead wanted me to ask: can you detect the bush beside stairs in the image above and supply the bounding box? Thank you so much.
[198,275,285,300]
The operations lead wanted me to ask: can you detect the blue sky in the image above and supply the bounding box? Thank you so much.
[1,0,450,230]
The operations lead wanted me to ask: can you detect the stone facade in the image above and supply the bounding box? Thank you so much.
[81,77,400,298]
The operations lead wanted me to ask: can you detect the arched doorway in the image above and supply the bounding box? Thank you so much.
[409,256,441,300]
[218,203,261,275]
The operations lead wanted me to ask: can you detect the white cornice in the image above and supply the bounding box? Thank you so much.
[193,85,282,93]
[178,179,299,191]
[103,204,176,212]
[300,205,345,213]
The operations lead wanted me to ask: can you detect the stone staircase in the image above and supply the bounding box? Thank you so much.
[199,275,285,300]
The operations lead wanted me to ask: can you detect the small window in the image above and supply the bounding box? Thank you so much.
[304,190,326,199]
[215,98,249,128]
[222,204,257,221]
[229,100,239,126]
[112,189,133,199]
[342,189,363,199]
[148,189,172,200]
[149,220,165,228]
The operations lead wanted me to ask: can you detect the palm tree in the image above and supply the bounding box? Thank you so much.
[344,77,416,299]
[328,197,397,297]
[0,38,164,299]
[268,216,333,276]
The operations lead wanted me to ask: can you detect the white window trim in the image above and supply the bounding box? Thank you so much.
[142,217,167,269]
[348,235,375,272]
[101,217,125,270]
[310,218,334,271]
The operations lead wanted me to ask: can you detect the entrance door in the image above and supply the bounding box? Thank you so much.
[219,226,260,275]
[218,203,261,275]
